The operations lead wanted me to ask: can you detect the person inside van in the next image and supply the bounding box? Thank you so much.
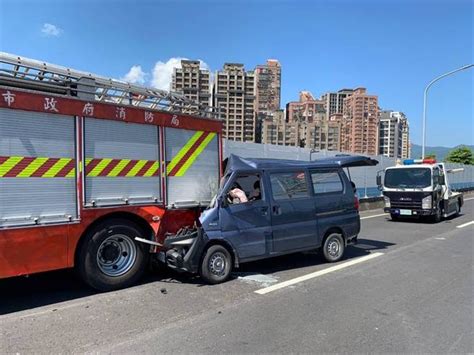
[249,180,261,201]
[229,182,248,204]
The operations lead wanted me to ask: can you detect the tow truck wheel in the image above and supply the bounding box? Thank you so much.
[432,206,442,223]
[322,233,345,263]
[454,202,460,217]
[77,219,148,291]
[200,245,232,284]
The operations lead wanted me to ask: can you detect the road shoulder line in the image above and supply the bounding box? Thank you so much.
[254,252,384,295]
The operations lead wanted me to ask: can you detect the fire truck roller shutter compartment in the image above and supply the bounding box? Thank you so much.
[84,118,160,207]
[0,109,77,227]
[165,127,219,207]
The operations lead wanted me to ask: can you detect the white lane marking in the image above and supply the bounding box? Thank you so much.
[463,197,474,201]
[456,221,474,229]
[254,252,384,295]
[435,237,446,240]
[360,213,387,220]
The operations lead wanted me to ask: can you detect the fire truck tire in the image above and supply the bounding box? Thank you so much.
[77,219,148,291]
[199,245,232,284]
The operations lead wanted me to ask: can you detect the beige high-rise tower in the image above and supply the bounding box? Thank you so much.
[171,60,211,107]
[213,63,256,142]
[255,60,281,118]
[341,87,379,155]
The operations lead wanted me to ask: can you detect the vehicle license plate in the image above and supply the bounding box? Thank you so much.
[399,209,412,216]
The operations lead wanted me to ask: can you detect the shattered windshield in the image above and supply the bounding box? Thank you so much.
[384,168,432,189]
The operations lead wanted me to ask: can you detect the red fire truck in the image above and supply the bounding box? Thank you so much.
[0,53,223,291]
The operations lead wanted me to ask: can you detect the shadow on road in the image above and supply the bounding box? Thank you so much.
[235,238,395,276]
[0,238,395,316]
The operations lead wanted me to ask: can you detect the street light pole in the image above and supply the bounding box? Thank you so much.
[422,64,473,158]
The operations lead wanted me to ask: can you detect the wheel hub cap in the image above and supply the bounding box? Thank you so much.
[97,234,137,277]
[209,253,226,276]
[328,240,340,257]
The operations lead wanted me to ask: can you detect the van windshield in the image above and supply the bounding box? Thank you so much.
[384,168,432,188]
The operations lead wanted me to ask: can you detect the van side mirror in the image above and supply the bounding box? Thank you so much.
[439,175,445,185]
[376,175,382,187]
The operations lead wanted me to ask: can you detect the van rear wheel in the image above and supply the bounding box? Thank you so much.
[200,245,232,284]
[322,233,345,262]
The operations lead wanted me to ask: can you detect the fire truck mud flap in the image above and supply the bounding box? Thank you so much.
[162,227,206,273]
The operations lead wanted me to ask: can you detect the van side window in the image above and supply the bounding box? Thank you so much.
[270,172,308,200]
[227,174,262,204]
[311,170,343,194]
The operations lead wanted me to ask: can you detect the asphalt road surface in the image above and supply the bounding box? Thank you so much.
[1,198,473,353]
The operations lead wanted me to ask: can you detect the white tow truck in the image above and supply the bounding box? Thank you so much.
[377,159,464,222]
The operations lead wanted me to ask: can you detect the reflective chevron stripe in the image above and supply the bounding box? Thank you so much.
[0,156,159,178]
[167,131,216,177]
[0,156,75,178]
[85,158,159,177]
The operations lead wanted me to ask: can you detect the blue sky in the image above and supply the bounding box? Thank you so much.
[1,0,472,147]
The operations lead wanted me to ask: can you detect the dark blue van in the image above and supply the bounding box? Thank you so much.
[163,154,378,284]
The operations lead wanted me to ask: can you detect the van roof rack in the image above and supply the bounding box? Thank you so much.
[0,52,220,120]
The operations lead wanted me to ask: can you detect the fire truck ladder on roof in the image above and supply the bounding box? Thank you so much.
[0,52,220,120]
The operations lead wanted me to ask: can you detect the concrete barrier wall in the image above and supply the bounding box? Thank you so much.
[224,140,474,199]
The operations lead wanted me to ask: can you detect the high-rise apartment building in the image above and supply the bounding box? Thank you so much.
[378,111,410,158]
[321,89,353,120]
[171,60,211,107]
[286,91,325,123]
[341,87,379,155]
[213,63,256,142]
[261,109,301,146]
[401,118,410,159]
[255,59,281,119]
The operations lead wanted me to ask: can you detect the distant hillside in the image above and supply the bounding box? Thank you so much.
[411,144,474,161]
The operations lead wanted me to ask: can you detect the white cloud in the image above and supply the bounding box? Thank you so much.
[151,57,211,91]
[121,65,146,85]
[41,23,62,37]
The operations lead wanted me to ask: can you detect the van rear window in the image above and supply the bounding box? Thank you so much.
[270,172,308,200]
[311,171,343,194]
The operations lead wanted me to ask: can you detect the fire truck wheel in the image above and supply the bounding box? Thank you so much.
[77,219,148,291]
[200,245,232,284]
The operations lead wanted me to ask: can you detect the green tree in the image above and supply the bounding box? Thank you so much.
[445,146,474,165]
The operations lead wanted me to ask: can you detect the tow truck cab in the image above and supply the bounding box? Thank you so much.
[377,159,463,221]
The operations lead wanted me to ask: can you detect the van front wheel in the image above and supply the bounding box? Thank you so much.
[200,245,232,284]
[323,233,345,262]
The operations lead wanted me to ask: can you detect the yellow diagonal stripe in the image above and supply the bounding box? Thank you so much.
[166,131,204,174]
[143,161,159,177]
[125,159,147,177]
[43,158,72,178]
[85,158,93,165]
[108,159,131,177]
[17,157,49,177]
[88,158,112,177]
[0,156,24,177]
[65,167,76,178]
[175,133,216,177]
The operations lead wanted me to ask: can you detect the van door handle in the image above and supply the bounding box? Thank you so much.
[273,205,281,215]
[260,206,268,215]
